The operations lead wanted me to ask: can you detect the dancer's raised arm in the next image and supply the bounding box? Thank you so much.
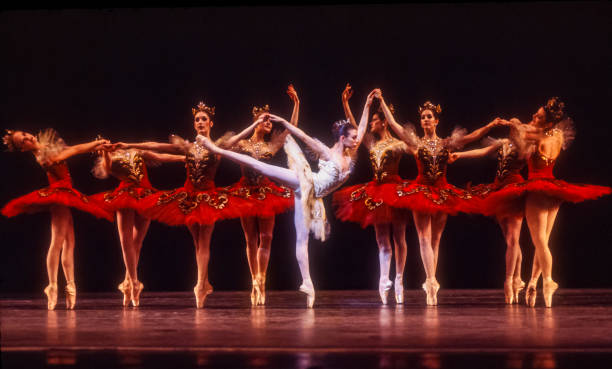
[221,115,267,149]
[374,89,418,155]
[353,90,374,149]
[448,139,507,163]
[342,83,357,129]
[454,117,507,148]
[287,84,300,126]
[267,114,333,161]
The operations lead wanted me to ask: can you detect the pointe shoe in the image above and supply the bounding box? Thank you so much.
[378,279,393,305]
[543,280,559,308]
[194,282,213,309]
[256,275,266,306]
[504,280,514,304]
[131,281,144,307]
[65,281,76,310]
[250,279,259,306]
[299,280,315,308]
[44,284,58,310]
[422,279,440,306]
[118,280,131,307]
[395,276,404,304]
[526,281,538,307]
[513,279,526,305]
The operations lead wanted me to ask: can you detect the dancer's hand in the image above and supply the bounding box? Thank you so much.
[372,88,383,99]
[267,114,290,126]
[342,83,353,102]
[196,134,219,153]
[287,84,299,102]
[366,89,377,107]
[448,152,459,164]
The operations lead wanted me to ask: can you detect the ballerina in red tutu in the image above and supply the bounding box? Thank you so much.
[91,146,184,307]
[333,84,410,305]
[495,98,610,307]
[115,101,251,308]
[2,129,111,310]
[375,89,506,305]
[220,86,298,306]
[449,125,533,304]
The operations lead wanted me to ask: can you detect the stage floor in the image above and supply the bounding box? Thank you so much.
[2,289,612,368]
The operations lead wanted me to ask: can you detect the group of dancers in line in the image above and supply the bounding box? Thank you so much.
[3,84,610,311]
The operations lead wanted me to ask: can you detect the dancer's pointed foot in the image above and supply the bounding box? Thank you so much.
[44,283,58,310]
[299,279,315,308]
[422,279,440,306]
[394,275,404,304]
[194,281,214,309]
[131,281,144,307]
[513,278,526,305]
[250,279,259,306]
[256,275,266,306]
[378,279,392,305]
[504,279,514,304]
[65,280,76,310]
[526,280,538,307]
[118,280,131,307]
[543,279,558,308]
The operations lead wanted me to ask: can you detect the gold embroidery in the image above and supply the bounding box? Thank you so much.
[38,188,89,203]
[224,184,292,201]
[104,187,154,202]
[396,182,472,205]
[111,151,145,183]
[349,185,384,210]
[156,190,229,214]
[369,138,402,182]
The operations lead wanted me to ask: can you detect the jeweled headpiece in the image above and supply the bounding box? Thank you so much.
[418,101,442,116]
[252,104,271,118]
[2,129,16,152]
[192,101,215,117]
[544,97,565,123]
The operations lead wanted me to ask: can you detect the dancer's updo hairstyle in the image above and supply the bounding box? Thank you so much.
[543,97,565,124]
[418,101,442,119]
[332,119,354,141]
[2,130,18,152]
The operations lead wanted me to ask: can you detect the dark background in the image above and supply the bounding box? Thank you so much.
[1,3,611,294]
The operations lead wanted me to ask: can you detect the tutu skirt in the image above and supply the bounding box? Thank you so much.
[392,178,478,215]
[90,180,157,215]
[222,176,293,218]
[469,173,526,218]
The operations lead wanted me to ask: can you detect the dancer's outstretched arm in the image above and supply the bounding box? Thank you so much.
[353,90,374,149]
[50,138,109,163]
[140,150,186,163]
[448,139,506,163]
[114,141,184,154]
[221,115,267,149]
[455,118,506,147]
[342,83,357,129]
[196,135,300,189]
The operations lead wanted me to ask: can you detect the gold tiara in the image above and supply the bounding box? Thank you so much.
[252,104,271,118]
[419,101,441,115]
[192,101,215,117]
[3,129,16,152]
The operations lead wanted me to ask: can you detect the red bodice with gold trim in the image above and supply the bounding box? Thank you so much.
[184,143,219,191]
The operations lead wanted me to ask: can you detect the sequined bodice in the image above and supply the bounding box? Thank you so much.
[415,138,449,185]
[185,142,219,189]
[496,142,524,180]
[109,150,147,184]
[527,150,556,179]
[369,138,403,182]
[313,159,352,198]
[236,139,274,185]
[44,161,72,185]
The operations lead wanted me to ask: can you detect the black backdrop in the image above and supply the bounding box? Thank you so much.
[1,3,611,294]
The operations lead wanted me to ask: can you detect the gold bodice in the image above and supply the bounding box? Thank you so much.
[369,137,404,182]
[186,142,219,189]
[109,150,145,183]
[496,142,523,179]
[416,138,449,184]
[236,139,274,185]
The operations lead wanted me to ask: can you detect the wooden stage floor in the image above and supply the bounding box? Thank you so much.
[2,289,612,368]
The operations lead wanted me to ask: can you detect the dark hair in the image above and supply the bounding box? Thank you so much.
[543,97,565,124]
[332,120,355,141]
[2,130,18,152]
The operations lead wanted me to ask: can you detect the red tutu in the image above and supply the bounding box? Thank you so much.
[392,178,479,215]
[140,180,251,226]
[469,173,526,218]
[2,165,113,221]
[222,176,293,218]
[90,180,157,215]
[333,175,409,227]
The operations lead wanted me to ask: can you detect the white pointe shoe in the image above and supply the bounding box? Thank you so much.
[299,280,315,308]
[257,275,266,306]
[131,281,144,307]
[118,280,131,307]
[543,280,559,308]
[250,279,259,306]
[504,279,514,304]
[394,275,404,304]
[422,279,440,306]
[194,281,213,309]
[378,279,393,305]
[526,280,538,308]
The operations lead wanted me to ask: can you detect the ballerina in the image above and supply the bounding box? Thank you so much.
[114,101,251,308]
[197,91,373,308]
[490,98,610,307]
[91,145,184,307]
[333,83,410,305]
[2,129,111,310]
[376,89,506,305]
[221,85,298,306]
